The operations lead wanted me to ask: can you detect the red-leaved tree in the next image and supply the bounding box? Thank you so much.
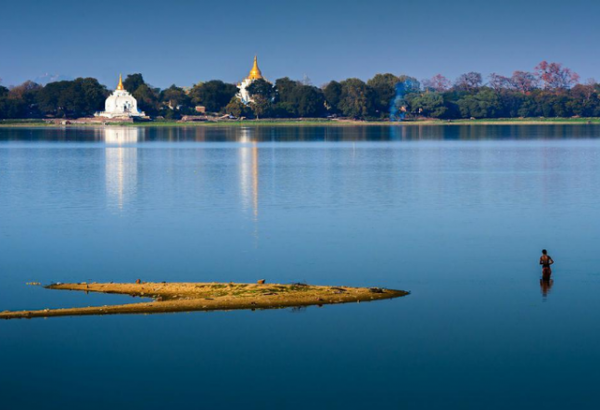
[511,71,538,94]
[535,61,580,90]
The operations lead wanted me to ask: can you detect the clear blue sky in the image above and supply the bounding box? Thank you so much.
[1,0,597,89]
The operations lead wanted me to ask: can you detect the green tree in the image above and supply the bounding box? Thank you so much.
[338,78,374,119]
[160,85,190,110]
[190,80,237,113]
[292,85,326,117]
[225,97,249,118]
[247,79,275,119]
[133,84,160,116]
[275,77,300,103]
[8,81,43,117]
[123,74,146,94]
[0,86,22,119]
[271,101,297,118]
[36,78,107,118]
[497,91,526,118]
[569,82,599,116]
[323,81,342,114]
[457,88,501,118]
[410,92,447,118]
[367,73,400,118]
[272,78,326,118]
[79,78,108,113]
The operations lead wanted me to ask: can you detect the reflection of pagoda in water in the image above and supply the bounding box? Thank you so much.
[238,128,259,221]
[104,127,142,210]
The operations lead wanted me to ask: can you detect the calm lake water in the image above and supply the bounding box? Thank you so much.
[1,125,600,409]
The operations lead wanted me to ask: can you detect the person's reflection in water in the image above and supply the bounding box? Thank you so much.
[540,277,554,298]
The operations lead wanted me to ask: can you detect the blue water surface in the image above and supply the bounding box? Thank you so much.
[1,125,599,409]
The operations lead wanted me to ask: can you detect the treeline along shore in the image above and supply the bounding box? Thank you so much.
[1,61,599,122]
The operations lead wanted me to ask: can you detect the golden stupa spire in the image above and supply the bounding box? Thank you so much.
[247,56,263,80]
[116,74,124,91]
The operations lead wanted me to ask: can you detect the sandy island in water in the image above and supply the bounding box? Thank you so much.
[0,282,409,320]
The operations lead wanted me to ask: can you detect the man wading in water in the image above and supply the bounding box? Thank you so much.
[540,249,554,281]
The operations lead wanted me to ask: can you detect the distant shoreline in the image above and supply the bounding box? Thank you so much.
[1,118,600,128]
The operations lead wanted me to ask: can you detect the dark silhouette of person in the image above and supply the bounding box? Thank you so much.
[539,249,554,281]
[539,250,555,298]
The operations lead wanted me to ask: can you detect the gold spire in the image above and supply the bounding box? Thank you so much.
[116,74,124,91]
[247,56,263,80]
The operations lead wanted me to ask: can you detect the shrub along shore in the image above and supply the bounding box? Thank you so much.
[1,117,600,128]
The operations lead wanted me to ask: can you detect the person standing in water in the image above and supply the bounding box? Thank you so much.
[540,249,554,281]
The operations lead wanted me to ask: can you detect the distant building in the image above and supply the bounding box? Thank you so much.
[95,75,146,119]
[237,56,267,104]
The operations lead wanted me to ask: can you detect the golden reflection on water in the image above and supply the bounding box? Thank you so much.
[239,128,259,220]
[239,128,260,243]
[102,127,142,211]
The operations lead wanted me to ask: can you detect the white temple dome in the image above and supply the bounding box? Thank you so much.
[96,74,146,119]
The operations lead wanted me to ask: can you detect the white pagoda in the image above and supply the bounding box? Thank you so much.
[237,56,265,104]
[96,75,146,119]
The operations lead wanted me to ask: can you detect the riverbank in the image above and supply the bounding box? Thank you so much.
[0,282,409,319]
[1,118,600,128]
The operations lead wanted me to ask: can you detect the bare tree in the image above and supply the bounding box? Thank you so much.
[488,73,511,91]
[454,72,483,91]
[422,74,451,92]
[8,80,42,100]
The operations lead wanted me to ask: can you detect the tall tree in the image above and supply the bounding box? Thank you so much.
[454,72,483,91]
[338,78,374,118]
[275,77,300,103]
[123,74,146,94]
[133,84,160,116]
[225,97,249,117]
[291,85,326,117]
[510,71,538,94]
[247,79,275,118]
[323,81,342,114]
[190,80,237,113]
[535,61,580,90]
[488,73,511,91]
[36,78,106,117]
[422,74,451,92]
[79,78,108,112]
[7,81,43,117]
[272,78,326,118]
[160,85,190,110]
[367,73,400,117]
